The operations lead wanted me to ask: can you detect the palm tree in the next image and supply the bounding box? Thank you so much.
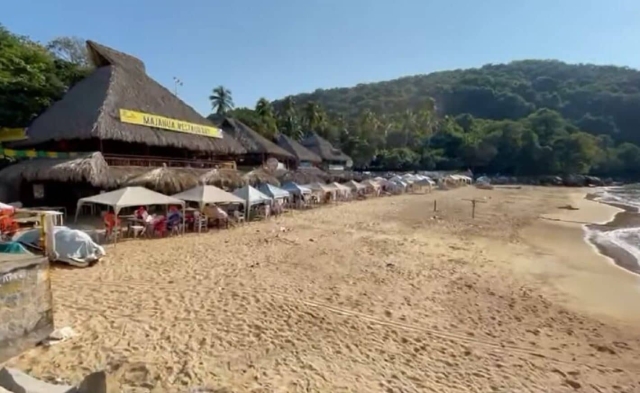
[209,85,234,115]
[255,97,274,119]
[277,96,302,139]
[254,98,277,138]
[303,101,323,132]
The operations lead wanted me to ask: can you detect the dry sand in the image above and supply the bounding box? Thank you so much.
[5,186,640,392]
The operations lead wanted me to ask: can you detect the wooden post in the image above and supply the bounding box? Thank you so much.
[463,198,486,219]
[433,200,437,212]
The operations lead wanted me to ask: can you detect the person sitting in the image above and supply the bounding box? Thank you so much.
[103,211,120,239]
[166,206,182,234]
[135,206,149,222]
[204,204,229,228]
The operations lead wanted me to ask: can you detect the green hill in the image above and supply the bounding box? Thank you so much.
[275,60,640,145]
[247,60,640,175]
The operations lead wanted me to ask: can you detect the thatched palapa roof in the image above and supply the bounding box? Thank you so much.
[300,133,351,164]
[199,168,248,190]
[242,168,280,186]
[216,118,294,160]
[14,41,245,155]
[275,166,329,184]
[124,165,203,195]
[0,152,109,187]
[275,134,322,164]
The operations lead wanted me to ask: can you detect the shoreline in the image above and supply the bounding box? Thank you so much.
[521,190,640,323]
[585,193,640,276]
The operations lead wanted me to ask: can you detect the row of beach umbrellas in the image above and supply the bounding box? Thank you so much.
[75,175,434,220]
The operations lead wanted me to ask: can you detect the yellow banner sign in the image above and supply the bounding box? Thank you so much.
[0,128,27,142]
[119,109,222,138]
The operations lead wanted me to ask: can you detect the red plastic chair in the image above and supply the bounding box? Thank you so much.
[152,218,167,237]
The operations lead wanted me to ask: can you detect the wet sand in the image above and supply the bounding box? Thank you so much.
[4,186,640,392]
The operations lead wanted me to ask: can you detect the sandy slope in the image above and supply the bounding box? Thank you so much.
[5,187,640,392]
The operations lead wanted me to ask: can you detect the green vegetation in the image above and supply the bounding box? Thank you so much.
[229,60,640,176]
[0,25,90,128]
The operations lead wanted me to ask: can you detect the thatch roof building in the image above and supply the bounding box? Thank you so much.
[300,133,351,167]
[13,41,245,157]
[0,152,110,188]
[275,134,322,166]
[214,118,294,164]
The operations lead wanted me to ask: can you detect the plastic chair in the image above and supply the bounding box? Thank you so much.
[152,218,167,237]
[233,210,245,225]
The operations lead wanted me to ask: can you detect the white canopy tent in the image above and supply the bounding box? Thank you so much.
[75,186,186,238]
[331,182,352,200]
[76,187,185,218]
[343,180,365,191]
[172,185,244,210]
[362,179,381,190]
[232,185,272,217]
[306,182,333,194]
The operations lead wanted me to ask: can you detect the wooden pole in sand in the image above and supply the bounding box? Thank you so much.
[433,200,437,212]
[463,198,486,219]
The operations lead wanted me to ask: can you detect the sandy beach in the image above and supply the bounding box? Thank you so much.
[5,186,640,392]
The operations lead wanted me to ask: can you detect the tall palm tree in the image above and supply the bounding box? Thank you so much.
[255,98,277,138]
[303,101,323,132]
[209,85,234,115]
[255,97,274,119]
[278,96,302,139]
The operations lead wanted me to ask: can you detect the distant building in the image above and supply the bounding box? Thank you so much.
[300,133,352,172]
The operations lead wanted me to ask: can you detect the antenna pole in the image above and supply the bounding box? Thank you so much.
[173,77,183,96]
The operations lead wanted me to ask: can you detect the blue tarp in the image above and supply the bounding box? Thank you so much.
[281,182,311,195]
[0,241,32,255]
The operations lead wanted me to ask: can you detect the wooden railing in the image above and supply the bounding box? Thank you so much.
[103,154,236,169]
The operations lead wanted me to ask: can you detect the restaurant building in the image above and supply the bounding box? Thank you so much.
[0,41,247,209]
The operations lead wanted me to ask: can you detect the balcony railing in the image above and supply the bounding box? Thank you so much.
[103,154,236,169]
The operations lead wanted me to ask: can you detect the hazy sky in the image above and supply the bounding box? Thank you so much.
[5,0,640,115]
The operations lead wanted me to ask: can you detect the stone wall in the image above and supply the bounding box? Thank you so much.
[0,255,53,363]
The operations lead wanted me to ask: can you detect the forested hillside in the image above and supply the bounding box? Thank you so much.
[229,60,640,176]
[277,61,640,144]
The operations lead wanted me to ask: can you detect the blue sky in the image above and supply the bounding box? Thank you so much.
[4,0,640,115]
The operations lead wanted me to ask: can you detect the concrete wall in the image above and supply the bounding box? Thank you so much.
[0,256,53,362]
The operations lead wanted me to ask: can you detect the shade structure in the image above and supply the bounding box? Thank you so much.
[258,183,290,199]
[232,185,272,207]
[306,182,333,194]
[171,185,244,210]
[331,182,351,192]
[281,182,311,195]
[76,187,187,240]
[343,180,365,191]
[392,179,409,189]
[232,185,272,218]
[362,179,381,189]
[77,186,184,216]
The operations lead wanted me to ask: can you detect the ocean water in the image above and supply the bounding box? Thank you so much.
[594,184,640,210]
[589,185,640,271]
